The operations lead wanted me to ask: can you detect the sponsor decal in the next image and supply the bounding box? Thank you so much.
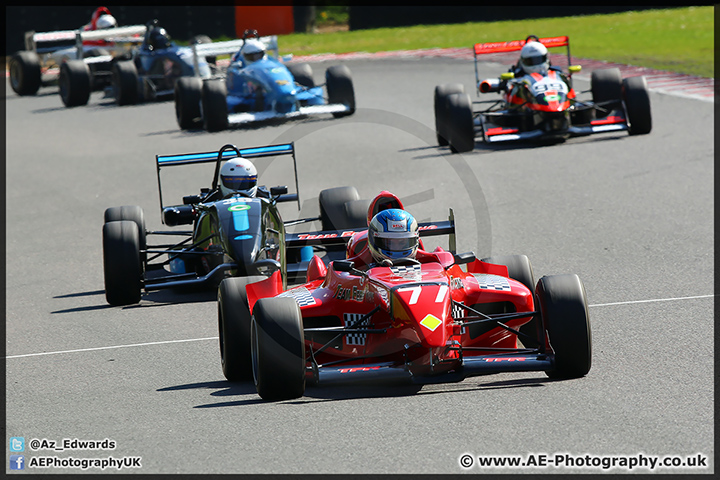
[338,366,384,373]
[275,79,289,85]
[388,218,407,232]
[484,357,528,362]
[419,314,442,332]
[228,204,251,212]
[450,276,464,290]
[334,284,374,302]
[297,230,356,240]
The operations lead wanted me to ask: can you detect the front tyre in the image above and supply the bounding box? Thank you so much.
[103,220,142,306]
[536,274,592,378]
[59,60,91,107]
[218,276,267,381]
[623,76,652,135]
[251,297,306,401]
[175,77,203,129]
[434,83,465,146]
[445,92,475,153]
[326,65,355,117]
[112,60,139,106]
[201,79,228,132]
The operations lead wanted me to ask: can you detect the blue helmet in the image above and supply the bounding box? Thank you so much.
[368,209,419,263]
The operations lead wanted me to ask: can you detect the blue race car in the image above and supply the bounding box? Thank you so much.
[174,30,356,131]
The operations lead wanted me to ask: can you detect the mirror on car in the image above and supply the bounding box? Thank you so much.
[270,185,288,196]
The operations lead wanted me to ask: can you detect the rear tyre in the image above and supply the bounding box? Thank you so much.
[481,255,537,346]
[201,79,228,132]
[103,220,142,306]
[175,77,203,129]
[446,92,475,153]
[59,60,91,107]
[434,83,465,146]
[104,206,147,262]
[536,274,592,378]
[287,63,315,88]
[623,76,652,135]
[326,65,355,117]
[112,60,139,105]
[9,51,42,96]
[591,68,622,116]
[218,276,267,381]
[251,297,306,401]
[318,186,361,231]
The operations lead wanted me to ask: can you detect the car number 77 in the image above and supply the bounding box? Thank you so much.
[396,285,449,305]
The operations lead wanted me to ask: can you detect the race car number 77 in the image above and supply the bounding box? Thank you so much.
[396,284,449,305]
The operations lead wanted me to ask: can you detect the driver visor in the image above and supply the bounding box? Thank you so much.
[373,233,418,252]
[222,175,257,191]
[522,54,548,67]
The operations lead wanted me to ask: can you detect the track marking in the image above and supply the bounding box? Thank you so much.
[4,294,713,360]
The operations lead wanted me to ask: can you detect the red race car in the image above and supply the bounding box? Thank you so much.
[434,34,652,153]
[218,192,592,401]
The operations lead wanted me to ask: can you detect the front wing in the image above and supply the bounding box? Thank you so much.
[226,104,351,127]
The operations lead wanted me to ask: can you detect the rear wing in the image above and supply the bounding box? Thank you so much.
[190,35,280,77]
[154,142,300,214]
[74,25,146,59]
[25,25,146,56]
[473,36,572,87]
[286,208,457,251]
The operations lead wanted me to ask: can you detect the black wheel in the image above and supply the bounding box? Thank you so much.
[218,276,267,381]
[481,255,537,346]
[103,220,142,306]
[287,63,315,88]
[58,60,91,107]
[318,186,362,231]
[112,60,139,106]
[9,51,42,95]
[104,206,147,262]
[445,92,475,153]
[623,76,652,135]
[251,297,306,401]
[536,274,592,378]
[175,77,203,129]
[434,83,465,146]
[201,79,228,132]
[591,68,622,115]
[325,65,355,117]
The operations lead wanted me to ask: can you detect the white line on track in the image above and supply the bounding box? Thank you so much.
[4,294,713,360]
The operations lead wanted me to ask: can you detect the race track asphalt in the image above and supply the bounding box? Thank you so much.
[4,55,714,474]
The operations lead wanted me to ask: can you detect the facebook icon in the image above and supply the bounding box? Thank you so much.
[10,455,24,470]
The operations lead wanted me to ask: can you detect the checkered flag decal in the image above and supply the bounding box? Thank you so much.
[344,313,369,346]
[471,273,511,291]
[278,286,316,307]
[390,264,423,280]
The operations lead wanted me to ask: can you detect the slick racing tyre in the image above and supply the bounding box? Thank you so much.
[318,186,367,231]
[445,92,475,154]
[251,297,306,401]
[591,68,622,116]
[104,205,147,263]
[112,60,139,106]
[434,83,465,146]
[9,51,42,96]
[481,255,537,347]
[59,60,91,107]
[536,274,592,378]
[201,79,229,132]
[103,220,142,306]
[326,65,355,117]
[287,62,315,88]
[623,76,652,135]
[218,276,267,381]
[175,77,203,129]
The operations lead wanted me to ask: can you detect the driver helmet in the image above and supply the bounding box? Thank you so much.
[368,209,419,264]
[148,25,172,51]
[96,14,117,29]
[219,157,258,197]
[519,41,549,75]
[240,39,266,64]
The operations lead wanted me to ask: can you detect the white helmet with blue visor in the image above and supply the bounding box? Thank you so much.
[219,156,258,197]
